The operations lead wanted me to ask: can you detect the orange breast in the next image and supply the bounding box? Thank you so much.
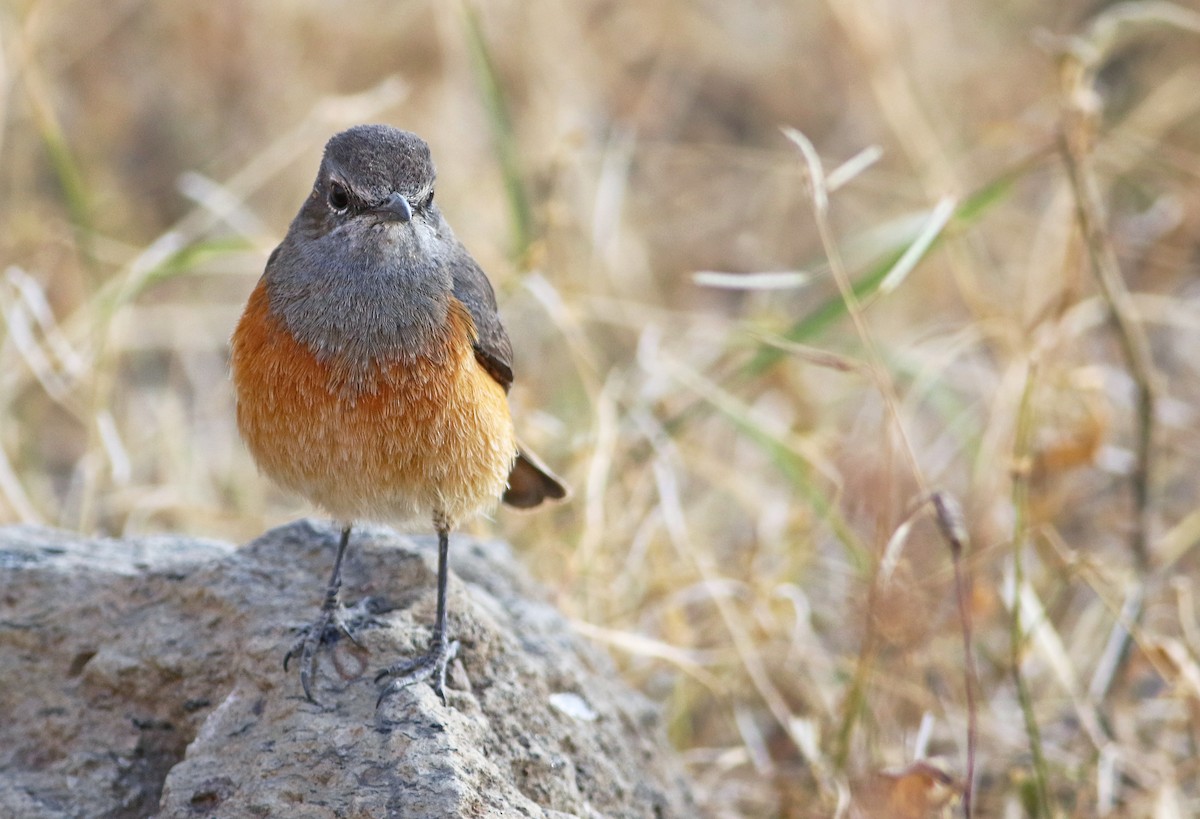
[230,279,516,527]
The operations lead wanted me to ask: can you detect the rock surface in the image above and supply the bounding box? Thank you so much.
[0,520,696,818]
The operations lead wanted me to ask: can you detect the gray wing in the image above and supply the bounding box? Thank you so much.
[445,240,570,508]
[448,247,515,392]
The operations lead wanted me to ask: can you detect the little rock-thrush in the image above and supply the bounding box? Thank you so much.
[230,124,566,705]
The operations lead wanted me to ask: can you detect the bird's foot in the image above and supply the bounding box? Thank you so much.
[284,597,379,704]
[374,635,461,706]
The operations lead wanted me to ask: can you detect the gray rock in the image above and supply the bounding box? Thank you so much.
[0,520,696,818]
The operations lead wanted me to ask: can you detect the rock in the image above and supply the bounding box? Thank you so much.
[0,520,697,818]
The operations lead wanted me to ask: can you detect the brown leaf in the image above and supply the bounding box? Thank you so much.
[855,761,958,819]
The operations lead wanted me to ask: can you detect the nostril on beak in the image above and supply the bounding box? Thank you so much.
[377,192,412,222]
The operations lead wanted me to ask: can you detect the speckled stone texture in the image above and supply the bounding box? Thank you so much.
[0,520,696,818]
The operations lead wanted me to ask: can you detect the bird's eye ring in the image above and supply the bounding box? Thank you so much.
[328,182,350,212]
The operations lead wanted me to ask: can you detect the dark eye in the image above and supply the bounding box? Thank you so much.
[328,182,350,212]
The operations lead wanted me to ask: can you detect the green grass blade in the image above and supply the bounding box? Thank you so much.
[746,147,1049,377]
[461,2,535,263]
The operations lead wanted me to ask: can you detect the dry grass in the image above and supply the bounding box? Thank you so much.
[4,0,1200,816]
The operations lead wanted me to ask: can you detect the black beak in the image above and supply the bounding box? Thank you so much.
[371,192,412,222]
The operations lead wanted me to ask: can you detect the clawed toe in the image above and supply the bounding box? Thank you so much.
[284,600,378,704]
[375,637,460,706]
[287,524,466,708]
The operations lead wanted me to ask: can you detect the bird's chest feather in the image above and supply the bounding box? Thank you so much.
[230,279,516,523]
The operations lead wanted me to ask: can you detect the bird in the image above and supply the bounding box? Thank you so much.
[229,124,566,706]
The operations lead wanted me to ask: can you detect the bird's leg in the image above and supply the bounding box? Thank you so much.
[376,519,460,706]
[285,524,371,704]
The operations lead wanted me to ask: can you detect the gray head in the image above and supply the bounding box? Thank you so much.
[306,125,437,230]
[265,125,461,383]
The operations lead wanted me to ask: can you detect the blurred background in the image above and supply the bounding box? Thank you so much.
[4,0,1200,815]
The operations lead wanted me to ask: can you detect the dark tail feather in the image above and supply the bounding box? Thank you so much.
[503,446,568,509]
